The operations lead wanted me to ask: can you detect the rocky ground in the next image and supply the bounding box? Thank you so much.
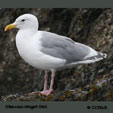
[0,8,113,101]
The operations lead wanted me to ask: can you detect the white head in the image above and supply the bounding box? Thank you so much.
[5,14,39,31]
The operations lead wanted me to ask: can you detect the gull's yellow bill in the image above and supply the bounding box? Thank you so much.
[5,24,16,31]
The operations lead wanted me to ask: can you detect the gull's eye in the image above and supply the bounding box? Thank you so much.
[21,19,25,22]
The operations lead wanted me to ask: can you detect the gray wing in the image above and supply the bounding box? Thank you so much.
[40,31,91,64]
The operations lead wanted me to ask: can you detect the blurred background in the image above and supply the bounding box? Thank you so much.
[0,8,113,101]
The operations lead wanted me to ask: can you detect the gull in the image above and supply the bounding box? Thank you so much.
[5,14,107,96]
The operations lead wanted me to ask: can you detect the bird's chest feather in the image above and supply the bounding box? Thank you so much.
[15,31,66,70]
[15,31,43,66]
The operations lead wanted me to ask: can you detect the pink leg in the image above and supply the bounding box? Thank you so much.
[28,71,48,96]
[49,71,55,92]
[43,71,48,91]
[40,71,55,96]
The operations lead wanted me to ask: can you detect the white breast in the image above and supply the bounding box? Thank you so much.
[15,30,66,71]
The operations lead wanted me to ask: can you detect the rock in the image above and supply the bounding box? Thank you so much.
[0,8,113,101]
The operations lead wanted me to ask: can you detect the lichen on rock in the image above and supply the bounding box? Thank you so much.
[0,8,113,101]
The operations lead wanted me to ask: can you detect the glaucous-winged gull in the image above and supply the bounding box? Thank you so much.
[5,14,107,96]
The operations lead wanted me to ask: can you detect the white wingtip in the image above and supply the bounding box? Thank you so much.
[98,52,107,59]
[103,53,107,58]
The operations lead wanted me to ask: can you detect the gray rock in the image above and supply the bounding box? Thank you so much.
[0,8,113,101]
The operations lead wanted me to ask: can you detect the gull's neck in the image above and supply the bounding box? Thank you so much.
[20,28,38,33]
[16,28,38,53]
[17,28,38,39]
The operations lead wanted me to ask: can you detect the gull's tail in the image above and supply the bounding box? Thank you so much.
[97,52,107,59]
[68,52,107,66]
[84,52,107,62]
[59,51,107,70]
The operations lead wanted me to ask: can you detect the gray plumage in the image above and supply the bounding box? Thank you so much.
[6,14,107,96]
[40,31,102,64]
